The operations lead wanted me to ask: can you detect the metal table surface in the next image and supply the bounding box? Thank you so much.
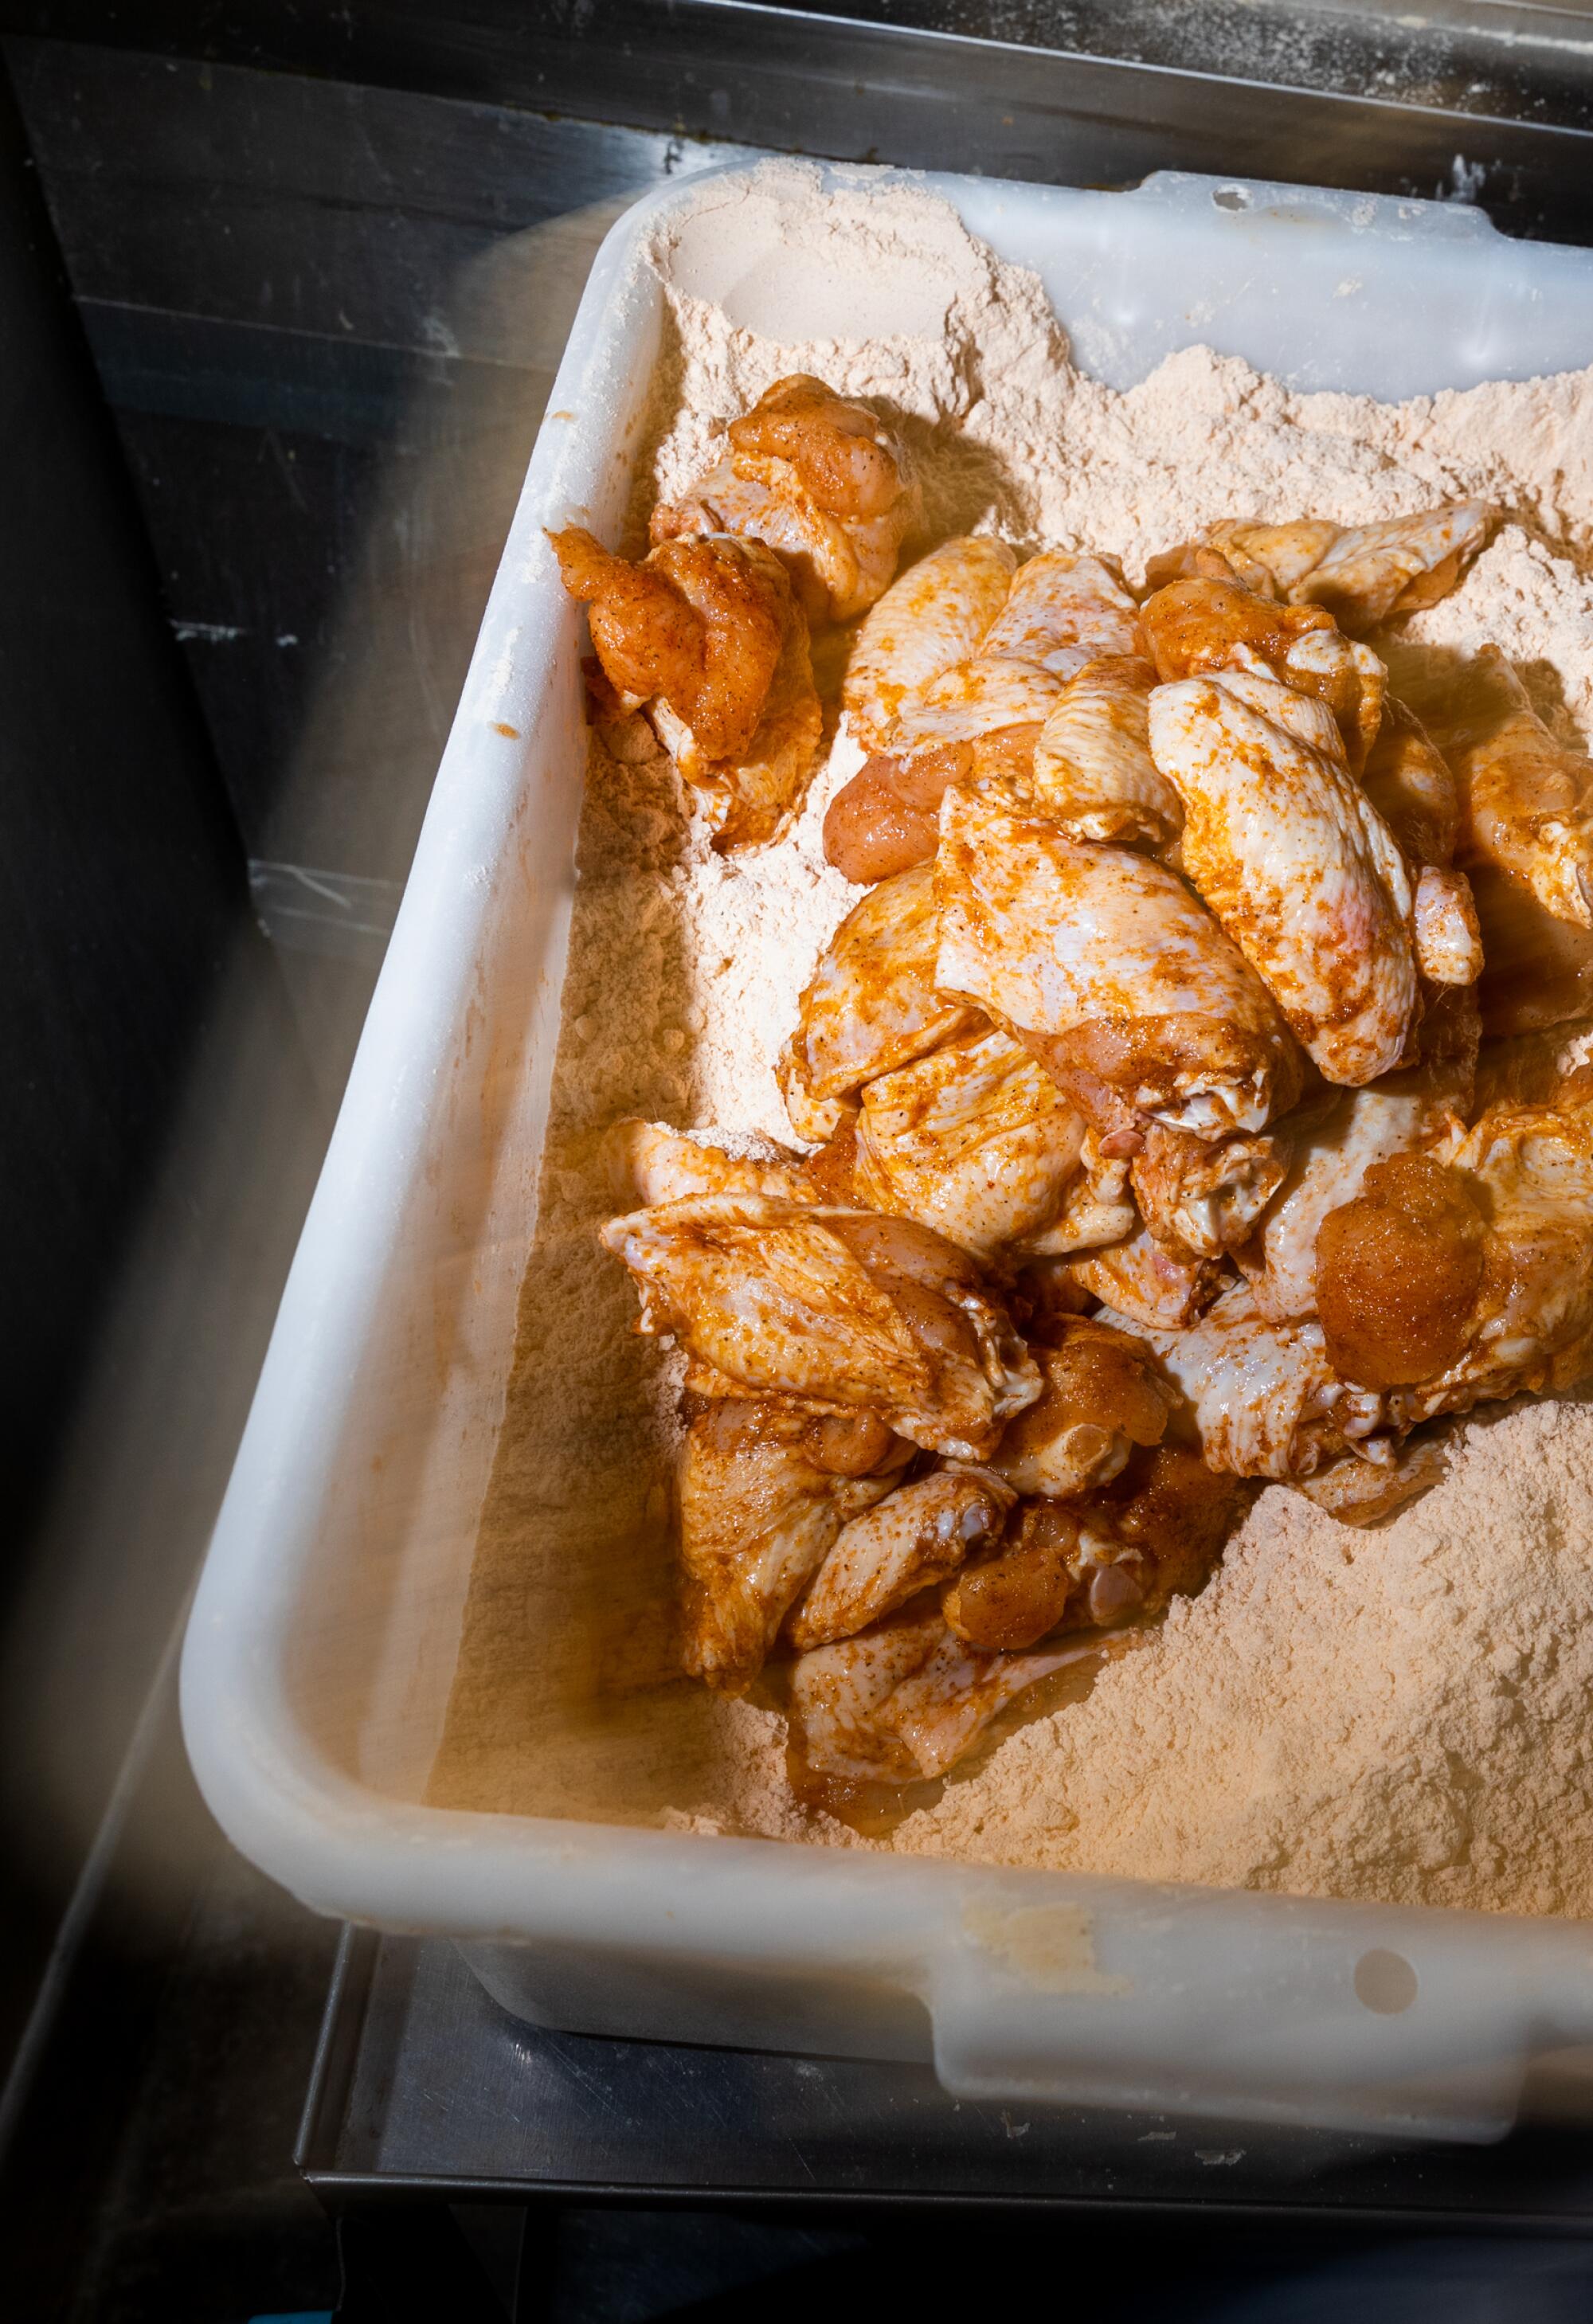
[299,1929,1593,2230]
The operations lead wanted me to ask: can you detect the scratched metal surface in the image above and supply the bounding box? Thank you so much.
[301,1932,1593,2221]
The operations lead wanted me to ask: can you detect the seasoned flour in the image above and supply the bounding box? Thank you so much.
[431,163,1593,1915]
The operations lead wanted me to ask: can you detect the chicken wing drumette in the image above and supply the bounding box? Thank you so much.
[550,525,821,849]
[651,374,921,624]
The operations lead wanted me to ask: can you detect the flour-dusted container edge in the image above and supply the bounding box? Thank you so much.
[181,163,1593,2141]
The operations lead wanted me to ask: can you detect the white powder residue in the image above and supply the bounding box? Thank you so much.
[437,162,1593,1914]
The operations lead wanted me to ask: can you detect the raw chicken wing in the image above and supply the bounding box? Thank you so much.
[935,787,1302,1140]
[1025,655,1182,849]
[778,861,980,1140]
[1293,502,1494,632]
[853,1026,1087,1260]
[550,526,820,848]
[843,536,1016,749]
[787,1467,1015,1649]
[609,1120,817,1207]
[652,374,920,623]
[977,550,1143,677]
[601,1195,1041,1457]
[678,1399,905,1690]
[1148,670,1419,1083]
[1104,1281,1387,1479]
[788,1602,1090,1781]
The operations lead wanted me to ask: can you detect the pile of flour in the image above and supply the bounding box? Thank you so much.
[449,162,1593,1914]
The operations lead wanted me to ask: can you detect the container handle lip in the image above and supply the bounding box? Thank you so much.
[1127,169,1501,243]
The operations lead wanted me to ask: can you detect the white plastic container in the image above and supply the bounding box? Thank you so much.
[182,163,1593,2142]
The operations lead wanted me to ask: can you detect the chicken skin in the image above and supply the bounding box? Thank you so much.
[1067,1222,1223,1332]
[787,1466,1015,1649]
[853,1026,1088,1261]
[678,1398,906,1690]
[778,861,979,1141]
[550,526,820,848]
[977,550,1143,676]
[650,374,920,624]
[1105,1281,1388,1480]
[787,1600,1090,1782]
[609,1120,817,1208]
[1025,655,1182,850]
[1293,502,1495,632]
[843,535,1016,749]
[935,787,1302,1141]
[1148,669,1419,1084]
[601,1195,1040,1458]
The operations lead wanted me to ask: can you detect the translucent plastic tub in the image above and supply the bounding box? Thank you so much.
[181,163,1593,2141]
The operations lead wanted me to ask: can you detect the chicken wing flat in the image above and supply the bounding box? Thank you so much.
[550,526,821,848]
[1141,573,1384,772]
[1359,697,1482,998]
[988,1314,1172,1500]
[1024,655,1181,849]
[853,1026,1087,1260]
[977,550,1143,677]
[843,536,1016,749]
[1149,670,1419,1084]
[601,1195,1040,1457]
[1203,518,1342,597]
[651,374,920,624]
[1293,502,1494,632]
[678,1399,906,1690]
[788,1601,1089,1782]
[609,1120,817,1207]
[1105,1281,1387,1480]
[1419,645,1593,934]
[1241,1058,1471,1324]
[787,1467,1015,1649]
[1150,505,1492,632]
[824,551,1137,882]
[935,787,1302,1140]
[779,861,980,1137]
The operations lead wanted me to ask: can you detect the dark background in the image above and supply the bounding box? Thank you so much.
[2,5,1592,2317]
